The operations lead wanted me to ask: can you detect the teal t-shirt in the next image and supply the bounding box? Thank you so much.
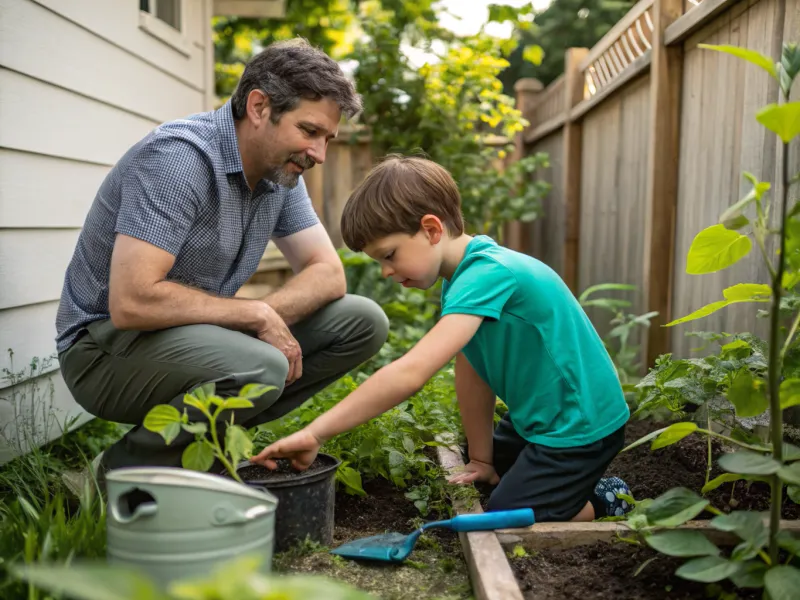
[441,235,629,448]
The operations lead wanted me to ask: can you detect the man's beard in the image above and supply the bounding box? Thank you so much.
[265,154,315,188]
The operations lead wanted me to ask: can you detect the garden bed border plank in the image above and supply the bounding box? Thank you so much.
[495,519,800,552]
[436,446,525,600]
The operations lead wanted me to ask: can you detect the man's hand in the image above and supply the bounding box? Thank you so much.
[254,303,303,385]
[249,428,322,471]
[447,459,499,485]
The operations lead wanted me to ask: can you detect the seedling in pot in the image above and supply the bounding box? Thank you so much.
[143,382,275,484]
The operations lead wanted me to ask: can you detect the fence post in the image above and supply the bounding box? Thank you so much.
[508,78,543,253]
[643,0,684,367]
[562,48,588,294]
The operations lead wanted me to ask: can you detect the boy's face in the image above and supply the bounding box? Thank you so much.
[363,228,443,290]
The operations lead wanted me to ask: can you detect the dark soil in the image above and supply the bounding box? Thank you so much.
[610,419,799,518]
[509,542,761,600]
[274,478,472,600]
[237,456,333,484]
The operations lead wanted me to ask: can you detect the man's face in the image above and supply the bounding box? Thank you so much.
[256,97,341,187]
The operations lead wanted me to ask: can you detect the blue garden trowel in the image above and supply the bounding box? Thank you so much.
[330,508,534,563]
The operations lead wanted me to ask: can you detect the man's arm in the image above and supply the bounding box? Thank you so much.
[455,352,497,464]
[108,234,272,332]
[267,223,346,326]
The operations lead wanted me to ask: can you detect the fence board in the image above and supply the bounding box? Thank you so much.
[527,132,566,274]
[578,75,651,339]
[670,0,781,357]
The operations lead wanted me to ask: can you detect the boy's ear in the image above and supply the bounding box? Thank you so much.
[420,214,444,244]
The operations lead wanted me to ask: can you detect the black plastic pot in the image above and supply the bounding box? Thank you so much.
[233,453,340,552]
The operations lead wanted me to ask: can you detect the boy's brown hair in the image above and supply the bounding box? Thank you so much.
[340,155,465,251]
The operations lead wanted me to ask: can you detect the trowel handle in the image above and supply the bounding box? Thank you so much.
[447,508,534,531]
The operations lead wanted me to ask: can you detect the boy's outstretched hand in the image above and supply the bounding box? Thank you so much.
[249,428,322,471]
[447,459,500,485]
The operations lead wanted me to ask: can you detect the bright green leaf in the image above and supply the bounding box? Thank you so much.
[182,441,215,472]
[221,397,255,410]
[666,300,730,326]
[620,426,668,452]
[686,224,752,274]
[665,283,771,326]
[718,451,782,475]
[143,405,181,433]
[237,383,277,399]
[336,465,366,496]
[522,45,544,66]
[651,422,698,450]
[645,487,709,527]
[645,530,720,557]
[193,383,215,402]
[701,472,769,494]
[225,425,253,466]
[181,422,208,436]
[8,563,165,600]
[183,394,209,413]
[726,371,769,417]
[675,555,742,583]
[208,395,224,407]
[780,378,800,410]
[756,103,800,143]
[778,462,800,486]
[698,43,778,80]
[719,174,770,227]
[765,565,800,600]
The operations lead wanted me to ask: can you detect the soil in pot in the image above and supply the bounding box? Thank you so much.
[236,454,340,552]
[509,541,763,600]
[274,478,472,600]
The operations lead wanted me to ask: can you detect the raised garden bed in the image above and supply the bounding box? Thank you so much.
[436,419,800,600]
[274,477,473,599]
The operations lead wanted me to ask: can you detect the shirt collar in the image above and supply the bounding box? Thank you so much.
[214,100,277,192]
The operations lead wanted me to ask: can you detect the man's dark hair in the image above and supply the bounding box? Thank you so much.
[231,38,362,122]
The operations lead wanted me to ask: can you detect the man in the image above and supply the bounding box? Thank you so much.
[55,38,389,477]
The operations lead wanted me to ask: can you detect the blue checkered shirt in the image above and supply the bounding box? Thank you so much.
[55,101,319,354]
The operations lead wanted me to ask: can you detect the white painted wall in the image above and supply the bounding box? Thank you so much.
[0,0,217,464]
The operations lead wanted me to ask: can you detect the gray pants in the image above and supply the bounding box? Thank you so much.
[58,294,389,471]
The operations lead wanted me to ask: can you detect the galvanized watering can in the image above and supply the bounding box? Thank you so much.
[105,467,278,589]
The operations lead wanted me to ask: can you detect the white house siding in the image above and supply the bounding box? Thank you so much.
[0,0,216,463]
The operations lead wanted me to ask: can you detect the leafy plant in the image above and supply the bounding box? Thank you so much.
[620,41,800,595]
[143,383,275,483]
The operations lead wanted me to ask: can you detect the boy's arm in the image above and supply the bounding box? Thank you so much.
[250,313,484,469]
[455,352,497,465]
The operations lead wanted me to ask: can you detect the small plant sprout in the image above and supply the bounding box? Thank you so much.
[621,41,800,597]
[143,382,275,483]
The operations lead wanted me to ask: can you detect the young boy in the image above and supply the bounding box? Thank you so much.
[250,155,632,522]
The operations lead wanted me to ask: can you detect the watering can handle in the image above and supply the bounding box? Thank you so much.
[211,503,271,526]
[112,501,158,524]
[446,508,535,532]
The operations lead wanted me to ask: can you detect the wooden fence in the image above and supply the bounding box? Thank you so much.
[512,0,797,367]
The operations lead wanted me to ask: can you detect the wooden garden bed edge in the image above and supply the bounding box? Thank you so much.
[435,445,525,600]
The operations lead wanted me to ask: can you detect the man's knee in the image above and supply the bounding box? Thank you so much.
[226,344,289,408]
[338,294,389,357]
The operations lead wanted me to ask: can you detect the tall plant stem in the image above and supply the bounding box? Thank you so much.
[767,138,790,564]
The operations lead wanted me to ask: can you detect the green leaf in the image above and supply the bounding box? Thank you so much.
[665,283,771,326]
[718,451,781,475]
[789,485,800,504]
[651,422,698,450]
[777,530,800,555]
[644,530,720,557]
[220,397,255,410]
[522,45,544,66]
[8,563,165,600]
[701,472,769,494]
[698,43,778,80]
[722,213,750,230]
[765,565,800,600]
[730,561,768,588]
[143,405,182,433]
[181,422,208,436]
[757,103,800,143]
[193,383,215,402]
[336,465,366,496]
[225,425,253,466]
[710,511,768,556]
[237,383,277,399]
[778,462,800,486]
[783,442,800,462]
[183,394,208,413]
[675,555,742,583]
[686,224,752,274]
[402,435,415,454]
[389,450,405,467]
[780,378,800,409]
[719,173,770,227]
[161,422,181,445]
[727,371,769,417]
[182,441,214,472]
[645,487,709,527]
[781,43,800,96]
